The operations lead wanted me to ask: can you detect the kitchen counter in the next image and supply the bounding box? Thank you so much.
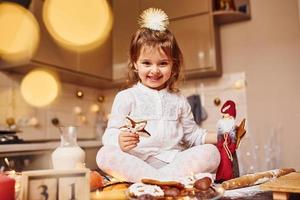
[0,139,102,153]
[0,139,102,170]
[89,188,300,200]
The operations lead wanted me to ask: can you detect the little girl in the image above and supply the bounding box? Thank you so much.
[97,8,221,182]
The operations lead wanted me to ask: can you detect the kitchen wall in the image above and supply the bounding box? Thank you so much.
[219,0,300,170]
[0,71,106,141]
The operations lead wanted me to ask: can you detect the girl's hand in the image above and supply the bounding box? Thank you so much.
[118,131,139,152]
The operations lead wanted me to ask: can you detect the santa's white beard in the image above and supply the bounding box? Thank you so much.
[217,117,235,134]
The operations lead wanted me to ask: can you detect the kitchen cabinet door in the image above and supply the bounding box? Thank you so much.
[30,0,112,80]
[139,0,209,19]
[31,0,79,72]
[169,13,221,79]
[112,0,139,81]
[77,38,112,79]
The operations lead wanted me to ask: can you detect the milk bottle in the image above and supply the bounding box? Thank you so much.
[51,126,85,169]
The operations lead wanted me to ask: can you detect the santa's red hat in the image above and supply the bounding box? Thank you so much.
[221,100,236,118]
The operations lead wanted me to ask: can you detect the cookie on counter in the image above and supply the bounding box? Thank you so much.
[128,183,164,198]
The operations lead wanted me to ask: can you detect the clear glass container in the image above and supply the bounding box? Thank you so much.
[51,126,85,169]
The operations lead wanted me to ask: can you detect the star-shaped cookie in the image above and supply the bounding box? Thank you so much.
[120,116,151,137]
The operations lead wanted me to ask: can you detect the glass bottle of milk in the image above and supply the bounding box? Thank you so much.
[51,126,85,169]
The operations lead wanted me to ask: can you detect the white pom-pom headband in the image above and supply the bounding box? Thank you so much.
[138,8,169,31]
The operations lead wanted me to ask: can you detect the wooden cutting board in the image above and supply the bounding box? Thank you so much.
[260,172,300,200]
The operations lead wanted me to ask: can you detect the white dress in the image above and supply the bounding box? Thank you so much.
[97,82,220,182]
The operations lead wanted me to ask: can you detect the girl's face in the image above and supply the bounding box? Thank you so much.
[134,46,173,90]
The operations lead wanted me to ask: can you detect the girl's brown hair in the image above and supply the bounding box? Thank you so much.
[127,28,184,92]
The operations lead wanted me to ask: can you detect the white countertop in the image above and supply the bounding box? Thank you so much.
[0,140,102,153]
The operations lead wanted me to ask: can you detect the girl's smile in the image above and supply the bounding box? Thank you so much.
[135,46,173,90]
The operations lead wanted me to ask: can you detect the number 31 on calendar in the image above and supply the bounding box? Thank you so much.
[21,169,90,200]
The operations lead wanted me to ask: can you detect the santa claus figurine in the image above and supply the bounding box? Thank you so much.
[216,100,237,182]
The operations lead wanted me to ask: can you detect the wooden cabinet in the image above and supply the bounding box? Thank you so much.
[212,0,251,25]
[77,39,112,78]
[31,0,113,80]
[112,0,139,81]
[0,0,114,89]
[138,0,250,79]
[169,14,220,78]
[112,0,251,81]
[139,0,209,19]
[31,1,78,73]
[0,0,251,88]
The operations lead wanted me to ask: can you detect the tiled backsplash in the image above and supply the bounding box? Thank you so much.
[0,72,106,141]
[0,71,247,142]
[180,72,247,132]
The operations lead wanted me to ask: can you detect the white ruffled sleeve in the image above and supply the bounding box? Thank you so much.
[102,90,133,146]
[180,96,207,147]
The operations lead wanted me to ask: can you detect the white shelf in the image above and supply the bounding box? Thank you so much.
[213,10,251,24]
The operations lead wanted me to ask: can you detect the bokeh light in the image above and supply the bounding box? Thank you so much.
[0,2,40,63]
[21,69,60,107]
[43,0,113,52]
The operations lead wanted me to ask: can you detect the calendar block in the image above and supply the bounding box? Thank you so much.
[21,169,90,200]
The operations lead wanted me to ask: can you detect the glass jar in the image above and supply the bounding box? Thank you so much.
[51,126,85,169]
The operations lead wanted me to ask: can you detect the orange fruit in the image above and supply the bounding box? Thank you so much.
[103,183,130,191]
[90,171,104,191]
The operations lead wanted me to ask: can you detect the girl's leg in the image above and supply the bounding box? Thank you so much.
[145,156,168,169]
[96,146,170,182]
[159,144,220,179]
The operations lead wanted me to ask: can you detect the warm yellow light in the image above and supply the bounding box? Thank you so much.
[0,2,40,63]
[43,0,113,52]
[21,70,60,107]
[233,79,246,90]
[90,104,100,113]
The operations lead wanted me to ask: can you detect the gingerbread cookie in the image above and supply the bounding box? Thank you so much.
[128,183,164,198]
[120,117,151,137]
[141,178,185,190]
[194,177,212,191]
[178,173,213,190]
